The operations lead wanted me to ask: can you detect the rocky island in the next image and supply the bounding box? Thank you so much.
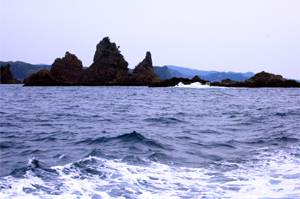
[1,36,299,88]
[23,37,159,86]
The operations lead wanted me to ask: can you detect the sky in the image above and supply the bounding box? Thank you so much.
[0,0,299,79]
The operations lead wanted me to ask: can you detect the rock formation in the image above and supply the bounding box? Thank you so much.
[80,37,129,85]
[23,69,56,86]
[50,52,83,84]
[0,64,20,84]
[243,71,299,87]
[21,36,299,88]
[24,37,162,86]
[211,71,300,87]
[129,52,160,85]
[24,52,84,86]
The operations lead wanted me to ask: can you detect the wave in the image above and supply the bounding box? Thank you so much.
[76,131,166,149]
[229,136,299,146]
[1,147,300,198]
[144,117,186,125]
[9,158,58,178]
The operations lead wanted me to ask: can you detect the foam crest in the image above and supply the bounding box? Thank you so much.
[1,147,300,198]
[175,82,211,88]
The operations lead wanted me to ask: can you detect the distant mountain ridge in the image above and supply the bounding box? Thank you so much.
[0,61,51,81]
[154,65,255,82]
[2,61,254,82]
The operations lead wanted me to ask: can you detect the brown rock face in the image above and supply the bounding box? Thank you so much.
[24,69,56,86]
[0,64,20,84]
[80,37,129,85]
[130,52,160,85]
[50,52,83,84]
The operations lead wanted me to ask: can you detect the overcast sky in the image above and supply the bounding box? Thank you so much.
[0,0,299,79]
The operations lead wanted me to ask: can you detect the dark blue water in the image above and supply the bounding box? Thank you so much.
[0,85,300,198]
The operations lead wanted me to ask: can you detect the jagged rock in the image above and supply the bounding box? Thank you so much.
[150,75,208,87]
[50,52,83,84]
[129,52,160,85]
[0,64,20,84]
[24,69,56,86]
[80,37,129,85]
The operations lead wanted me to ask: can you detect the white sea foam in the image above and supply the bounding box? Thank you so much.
[174,82,225,89]
[1,147,300,199]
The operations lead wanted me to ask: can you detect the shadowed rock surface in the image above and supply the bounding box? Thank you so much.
[50,52,83,84]
[0,64,20,84]
[129,52,160,85]
[24,69,56,86]
[80,37,129,85]
[24,52,83,86]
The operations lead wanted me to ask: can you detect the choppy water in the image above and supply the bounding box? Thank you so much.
[0,85,300,199]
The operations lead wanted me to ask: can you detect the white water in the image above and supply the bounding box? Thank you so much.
[174,82,213,88]
[1,147,300,199]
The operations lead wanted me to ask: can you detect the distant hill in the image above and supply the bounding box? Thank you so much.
[153,66,183,80]
[155,65,254,81]
[0,61,51,81]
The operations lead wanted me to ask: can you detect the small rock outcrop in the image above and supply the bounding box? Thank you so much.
[80,37,129,85]
[130,52,160,85]
[0,64,20,84]
[244,71,299,87]
[211,79,241,87]
[50,52,83,84]
[211,71,300,87]
[24,69,56,86]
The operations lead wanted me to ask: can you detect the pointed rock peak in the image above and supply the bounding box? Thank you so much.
[93,37,121,62]
[145,51,152,61]
[138,51,152,67]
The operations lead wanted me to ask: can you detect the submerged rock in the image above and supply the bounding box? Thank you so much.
[80,37,129,85]
[50,52,83,84]
[129,52,160,85]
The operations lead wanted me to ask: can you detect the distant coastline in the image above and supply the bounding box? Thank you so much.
[1,37,299,88]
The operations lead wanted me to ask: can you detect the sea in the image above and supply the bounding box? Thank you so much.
[0,85,300,199]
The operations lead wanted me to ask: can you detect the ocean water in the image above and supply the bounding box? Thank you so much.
[0,85,300,199]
